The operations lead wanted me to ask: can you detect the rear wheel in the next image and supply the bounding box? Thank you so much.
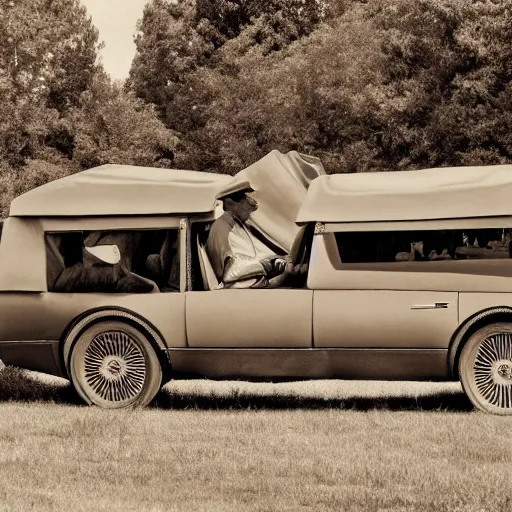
[70,320,162,409]
[459,322,512,415]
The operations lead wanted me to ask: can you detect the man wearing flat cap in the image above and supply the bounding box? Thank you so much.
[206,182,290,288]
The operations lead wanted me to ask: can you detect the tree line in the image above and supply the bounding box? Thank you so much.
[1,0,511,214]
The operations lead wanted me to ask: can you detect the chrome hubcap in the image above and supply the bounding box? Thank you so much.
[100,356,127,380]
[83,331,146,402]
[496,361,512,381]
[474,334,512,409]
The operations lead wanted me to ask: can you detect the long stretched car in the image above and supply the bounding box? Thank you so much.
[1,151,512,415]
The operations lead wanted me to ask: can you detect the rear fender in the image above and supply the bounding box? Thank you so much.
[448,306,512,379]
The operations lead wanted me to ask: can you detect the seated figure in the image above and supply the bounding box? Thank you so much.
[395,241,424,262]
[205,184,290,289]
[51,232,156,293]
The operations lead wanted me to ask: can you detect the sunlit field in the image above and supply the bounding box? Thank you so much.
[0,367,511,512]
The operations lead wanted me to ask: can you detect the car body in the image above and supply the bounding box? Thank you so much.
[1,151,512,414]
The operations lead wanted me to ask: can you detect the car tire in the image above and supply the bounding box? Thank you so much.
[459,322,512,415]
[69,320,162,409]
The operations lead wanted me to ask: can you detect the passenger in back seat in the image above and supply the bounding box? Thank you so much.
[50,232,156,293]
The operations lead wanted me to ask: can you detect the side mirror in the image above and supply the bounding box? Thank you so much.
[84,244,121,265]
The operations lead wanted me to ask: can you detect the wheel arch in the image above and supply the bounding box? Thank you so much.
[60,306,171,381]
[448,306,512,380]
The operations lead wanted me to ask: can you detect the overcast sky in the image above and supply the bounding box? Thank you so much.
[82,0,149,80]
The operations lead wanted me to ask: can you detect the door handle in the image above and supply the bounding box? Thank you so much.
[411,302,450,310]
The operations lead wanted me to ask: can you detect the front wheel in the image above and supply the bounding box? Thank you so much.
[459,322,512,415]
[70,320,162,409]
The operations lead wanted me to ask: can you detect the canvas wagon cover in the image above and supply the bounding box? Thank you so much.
[9,166,233,217]
[297,164,512,224]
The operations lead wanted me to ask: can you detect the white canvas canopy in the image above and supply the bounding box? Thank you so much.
[297,164,512,224]
[10,166,233,217]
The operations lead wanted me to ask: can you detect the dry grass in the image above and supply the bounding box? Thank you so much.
[0,367,510,512]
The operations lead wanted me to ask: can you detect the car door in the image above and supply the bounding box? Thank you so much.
[185,289,313,348]
[313,289,458,348]
[309,232,459,349]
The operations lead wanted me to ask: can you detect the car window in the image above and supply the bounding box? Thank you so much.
[334,228,510,264]
[45,229,180,293]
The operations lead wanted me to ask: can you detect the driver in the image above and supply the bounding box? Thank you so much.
[206,183,290,288]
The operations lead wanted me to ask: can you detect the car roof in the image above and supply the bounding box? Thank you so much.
[10,164,233,217]
[297,164,512,224]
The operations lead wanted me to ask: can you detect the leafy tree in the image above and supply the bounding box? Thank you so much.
[0,0,181,215]
[0,0,102,168]
[0,0,100,111]
[418,0,512,166]
[69,71,179,169]
[127,0,327,135]
[195,0,327,51]
[167,0,512,173]
[128,0,207,110]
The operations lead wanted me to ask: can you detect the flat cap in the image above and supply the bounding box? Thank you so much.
[216,180,255,200]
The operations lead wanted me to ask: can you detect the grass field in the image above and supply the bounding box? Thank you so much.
[0,367,511,512]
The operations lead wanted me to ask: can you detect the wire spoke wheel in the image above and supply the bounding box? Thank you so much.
[70,320,162,409]
[473,333,512,409]
[83,331,147,403]
[460,323,512,415]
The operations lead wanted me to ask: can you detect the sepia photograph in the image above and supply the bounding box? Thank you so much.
[1,0,512,510]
